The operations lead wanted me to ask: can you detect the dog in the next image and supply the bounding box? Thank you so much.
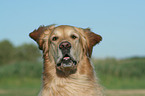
[29,25,103,96]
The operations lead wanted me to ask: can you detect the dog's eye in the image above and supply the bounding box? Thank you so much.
[52,36,58,41]
[71,35,77,39]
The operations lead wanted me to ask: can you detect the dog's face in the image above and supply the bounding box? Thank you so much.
[49,26,83,75]
[29,25,102,76]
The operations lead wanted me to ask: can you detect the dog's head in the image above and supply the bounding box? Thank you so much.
[29,25,102,76]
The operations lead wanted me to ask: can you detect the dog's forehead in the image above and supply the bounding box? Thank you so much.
[52,25,77,36]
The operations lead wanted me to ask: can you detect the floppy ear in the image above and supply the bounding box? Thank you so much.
[29,25,55,50]
[29,26,46,50]
[29,26,44,41]
[84,28,102,57]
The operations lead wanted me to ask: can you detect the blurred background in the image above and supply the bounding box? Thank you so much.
[0,0,145,96]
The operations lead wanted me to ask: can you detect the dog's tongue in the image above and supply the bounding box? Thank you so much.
[63,57,70,60]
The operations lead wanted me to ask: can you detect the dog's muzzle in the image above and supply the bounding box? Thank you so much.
[56,41,77,75]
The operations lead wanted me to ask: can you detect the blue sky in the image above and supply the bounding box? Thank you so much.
[0,0,145,58]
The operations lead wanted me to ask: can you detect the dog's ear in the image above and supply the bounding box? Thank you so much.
[29,26,45,41]
[84,28,102,57]
[29,25,55,50]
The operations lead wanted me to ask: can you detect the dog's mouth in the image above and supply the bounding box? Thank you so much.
[57,54,77,68]
[56,54,77,76]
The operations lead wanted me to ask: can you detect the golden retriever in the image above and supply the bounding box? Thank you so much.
[29,25,103,96]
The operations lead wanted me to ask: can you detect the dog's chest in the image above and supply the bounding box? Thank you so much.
[46,78,96,96]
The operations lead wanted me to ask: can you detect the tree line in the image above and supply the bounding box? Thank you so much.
[0,40,41,65]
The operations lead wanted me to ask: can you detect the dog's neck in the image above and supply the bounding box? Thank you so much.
[39,55,103,96]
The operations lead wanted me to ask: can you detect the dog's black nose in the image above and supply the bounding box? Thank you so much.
[59,41,71,50]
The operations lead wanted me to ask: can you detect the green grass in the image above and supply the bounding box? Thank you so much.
[93,57,145,78]
[0,61,42,78]
[93,57,145,89]
[98,74,145,89]
[0,77,41,96]
[0,62,42,96]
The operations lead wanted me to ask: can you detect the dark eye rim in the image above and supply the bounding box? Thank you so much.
[71,35,77,39]
[52,36,58,41]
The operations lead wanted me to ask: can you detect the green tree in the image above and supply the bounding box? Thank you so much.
[15,43,41,62]
[0,40,15,65]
